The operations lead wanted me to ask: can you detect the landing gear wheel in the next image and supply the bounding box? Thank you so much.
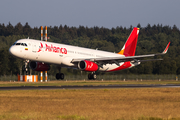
[92,74,96,80]
[56,73,64,80]
[60,73,64,80]
[88,73,92,80]
[88,73,96,80]
[56,73,60,80]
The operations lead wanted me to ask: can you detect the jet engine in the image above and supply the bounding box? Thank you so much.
[29,61,50,71]
[78,60,98,72]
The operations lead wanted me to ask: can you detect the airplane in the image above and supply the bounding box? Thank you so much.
[9,27,170,80]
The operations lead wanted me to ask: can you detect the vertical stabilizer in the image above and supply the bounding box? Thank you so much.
[118,27,139,56]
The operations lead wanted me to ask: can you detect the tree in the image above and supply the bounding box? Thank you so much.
[0,48,10,75]
[14,22,23,35]
[0,23,179,75]
[23,22,32,36]
[6,22,14,36]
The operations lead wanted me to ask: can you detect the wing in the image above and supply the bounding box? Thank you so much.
[72,42,170,66]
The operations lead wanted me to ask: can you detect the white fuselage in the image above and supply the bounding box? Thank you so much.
[9,39,135,72]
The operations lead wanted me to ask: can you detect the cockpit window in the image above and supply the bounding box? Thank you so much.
[14,43,28,46]
[16,43,21,45]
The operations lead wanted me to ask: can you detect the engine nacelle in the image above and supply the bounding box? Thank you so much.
[29,61,50,71]
[78,60,98,72]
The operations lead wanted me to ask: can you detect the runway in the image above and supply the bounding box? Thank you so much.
[0,84,180,90]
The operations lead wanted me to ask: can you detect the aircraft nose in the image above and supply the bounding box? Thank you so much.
[9,46,17,55]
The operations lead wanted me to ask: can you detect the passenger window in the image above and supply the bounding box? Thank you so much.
[16,43,21,45]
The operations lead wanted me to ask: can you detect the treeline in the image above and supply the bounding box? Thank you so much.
[0,22,180,75]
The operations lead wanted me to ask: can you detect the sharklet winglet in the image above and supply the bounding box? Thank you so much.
[162,42,170,54]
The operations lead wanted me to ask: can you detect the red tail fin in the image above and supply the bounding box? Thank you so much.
[118,27,139,56]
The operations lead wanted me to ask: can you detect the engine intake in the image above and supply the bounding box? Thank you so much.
[29,61,50,71]
[78,60,98,72]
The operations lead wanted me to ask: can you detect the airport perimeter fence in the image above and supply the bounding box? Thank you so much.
[1,74,180,82]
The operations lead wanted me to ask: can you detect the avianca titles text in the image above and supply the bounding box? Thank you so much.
[38,42,67,54]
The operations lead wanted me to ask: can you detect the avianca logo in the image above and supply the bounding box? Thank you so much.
[38,43,67,54]
[87,62,93,69]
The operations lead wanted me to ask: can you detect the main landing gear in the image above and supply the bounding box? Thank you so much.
[55,68,97,80]
[88,72,97,80]
[56,73,64,80]
[56,67,64,80]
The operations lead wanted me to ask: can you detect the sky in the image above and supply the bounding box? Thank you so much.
[0,0,180,29]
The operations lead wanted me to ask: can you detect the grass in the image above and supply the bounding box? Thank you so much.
[57,115,87,120]
[0,88,180,120]
[0,80,180,87]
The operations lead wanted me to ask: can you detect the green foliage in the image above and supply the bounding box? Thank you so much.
[0,22,180,75]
